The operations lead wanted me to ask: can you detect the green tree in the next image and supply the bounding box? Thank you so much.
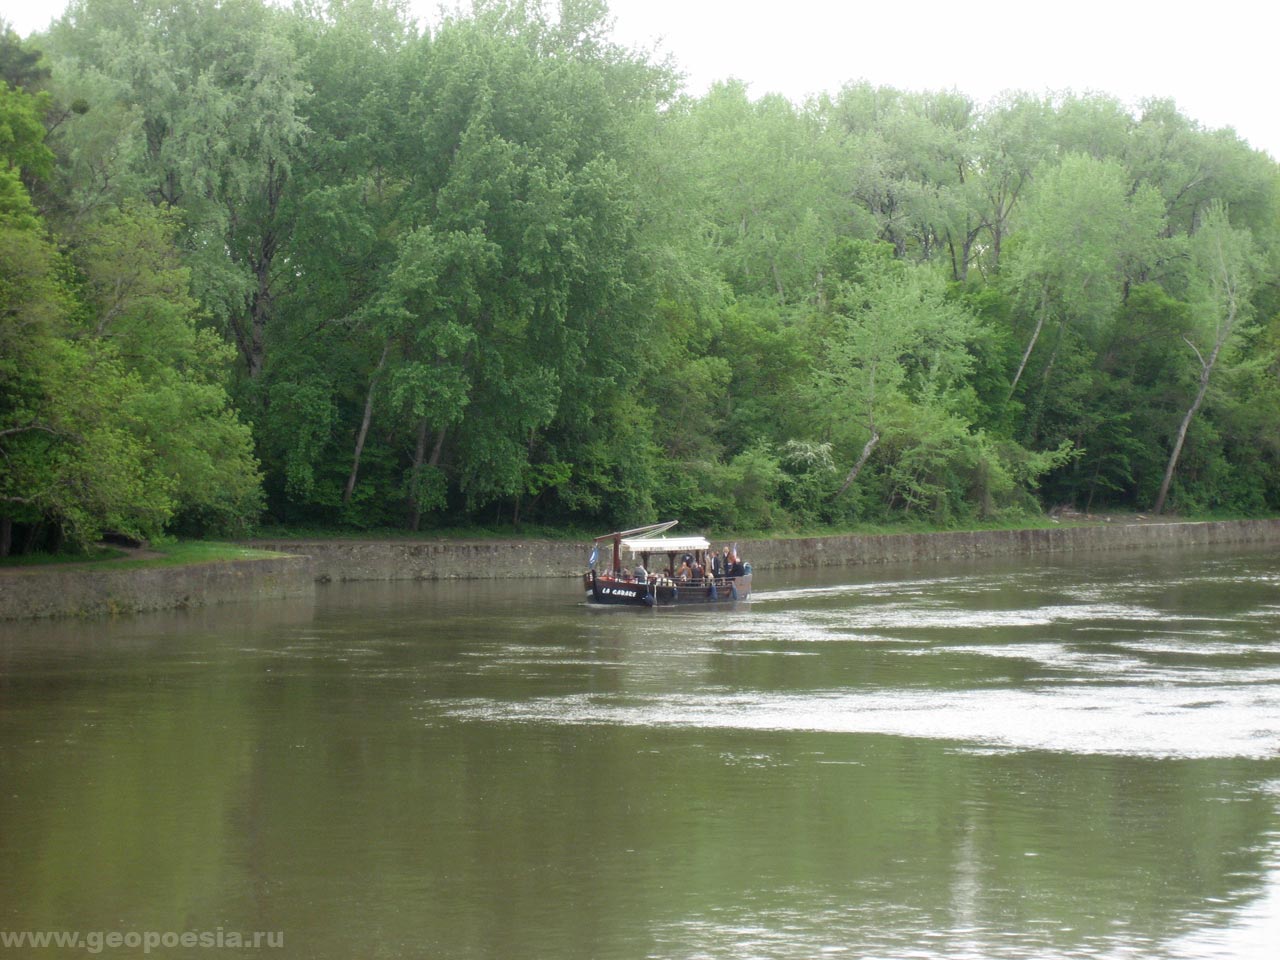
[675,81,844,303]
[961,92,1054,277]
[72,203,263,531]
[0,146,168,549]
[826,83,976,269]
[46,0,310,379]
[1154,203,1258,513]
[0,24,51,92]
[280,0,679,527]
[1004,153,1166,401]
[808,242,1070,519]
[2,72,261,552]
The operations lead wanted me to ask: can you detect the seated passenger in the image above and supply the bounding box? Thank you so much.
[634,563,648,581]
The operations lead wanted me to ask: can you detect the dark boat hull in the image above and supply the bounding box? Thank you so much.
[585,570,751,606]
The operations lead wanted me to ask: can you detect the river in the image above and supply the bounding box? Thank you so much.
[2,544,1279,958]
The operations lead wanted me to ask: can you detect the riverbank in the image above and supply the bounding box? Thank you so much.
[3,518,1279,620]
[249,517,1280,582]
[0,554,314,620]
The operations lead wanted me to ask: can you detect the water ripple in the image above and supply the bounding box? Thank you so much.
[442,684,1280,760]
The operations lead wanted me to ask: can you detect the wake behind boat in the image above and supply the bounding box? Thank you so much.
[583,521,752,607]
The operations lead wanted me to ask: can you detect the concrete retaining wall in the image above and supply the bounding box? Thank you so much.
[742,518,1280,570]
[252,519,1280,583]
[246,538,588,583]
[0,556,316,621]
[5,520,1279,621]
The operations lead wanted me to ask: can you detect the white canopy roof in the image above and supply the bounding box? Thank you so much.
[621,535,710,555]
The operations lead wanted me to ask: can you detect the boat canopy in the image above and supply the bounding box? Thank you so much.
[621,535,710,555]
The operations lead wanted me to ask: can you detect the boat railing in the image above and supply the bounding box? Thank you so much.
[594,572,745,587]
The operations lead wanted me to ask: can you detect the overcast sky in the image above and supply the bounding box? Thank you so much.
[6,0,1277,158]
[602,0,1278,158]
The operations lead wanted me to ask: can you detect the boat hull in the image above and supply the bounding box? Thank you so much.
[584,570,751,606]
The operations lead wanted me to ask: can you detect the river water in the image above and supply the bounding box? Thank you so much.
[2,545,1279,959]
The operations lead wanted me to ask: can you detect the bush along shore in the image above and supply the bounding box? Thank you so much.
[4,518,1280,621]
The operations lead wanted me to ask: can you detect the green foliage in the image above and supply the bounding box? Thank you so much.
[6,0,1278,542]
[1,26,52,92]
[0,80,53,181]
[0,224,171,546]
[1,85,261,551]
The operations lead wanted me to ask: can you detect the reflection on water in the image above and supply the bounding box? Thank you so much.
[1,545,1279,958]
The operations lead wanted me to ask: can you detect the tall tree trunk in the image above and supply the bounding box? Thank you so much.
[429,426,446,467]
[1157,214,1247,514]
[248,257,271,379]
[230,230,275,380]
[0,517,11,558]
[408,423,447,531]
[1007,284,1049,400]
[836,430,880,497]
[408,418,430,531]
[231,159,286,379]
[1154,334,1228,515]
[343,341,390,506]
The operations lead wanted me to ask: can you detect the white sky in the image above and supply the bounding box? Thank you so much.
[600,0,1279,159]
[5,0,1277,159]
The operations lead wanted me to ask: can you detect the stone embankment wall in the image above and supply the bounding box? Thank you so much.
[744,518,1280,570]
[253,519,1280,583]
[247,538,588,583]
[0,556,314,620]
[4,520,1279,620]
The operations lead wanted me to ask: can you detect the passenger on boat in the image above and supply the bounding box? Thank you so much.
[677,558,693,581]
[634,562,648,581]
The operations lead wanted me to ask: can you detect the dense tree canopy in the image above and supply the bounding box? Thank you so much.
[2,1,1278,552]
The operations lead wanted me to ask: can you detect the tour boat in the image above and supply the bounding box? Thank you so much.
[583,521,752,607]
